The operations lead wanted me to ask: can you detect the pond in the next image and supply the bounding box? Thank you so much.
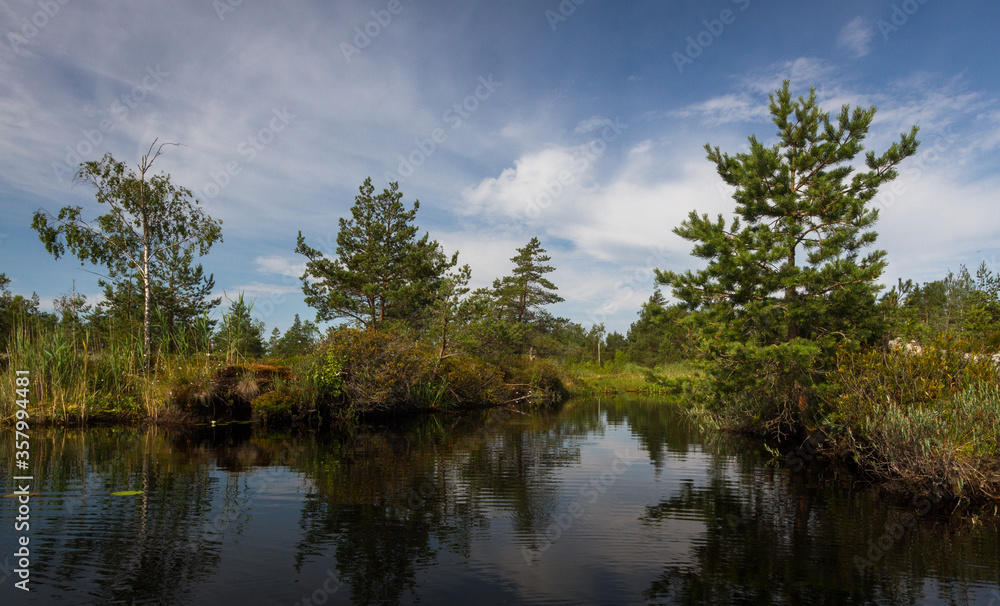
[1,397,999,605]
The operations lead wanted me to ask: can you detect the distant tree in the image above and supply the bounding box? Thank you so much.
[430,263,472,365]
[0,274,53,344]
[0,273,12,344]
[452,286,529,361]
[267,327,281,352]
[268,314,320,358]
[657,81,920,418]
[587,323,606,365]
[32,141,222,365]
[214,294,266,361]
[296,178,456,329]
[964,262,1000,350]
[604,331,628,360]
[150,244,220,349]
[899,263,1000,349]
[625,289,695,367]
[493,237,564,324]
[54,282,90,341]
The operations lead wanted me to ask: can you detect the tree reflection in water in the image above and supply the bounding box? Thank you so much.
[2,399,998,605]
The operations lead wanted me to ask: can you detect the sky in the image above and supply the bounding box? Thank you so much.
[1,0,999,335]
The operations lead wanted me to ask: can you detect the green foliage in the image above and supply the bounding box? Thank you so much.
[450,237,571,361]
[276,325,568,420]
[827,339,1000,497]
[319,327,429,414]
[501,357,567,403]
[213,293,266,362]
[625,289,696,367]
[700,339,826,435]
[296,178,457,328]
[604,331,627,360]
[492,237,564,324]
[30,143,222,362]
[432,355,510,407]
[452,305,529,362]
[309,345,343,398]
[891,263,1000,350]
[268,314,320,358]
[829,335,1000,421]
[657,81,920,425]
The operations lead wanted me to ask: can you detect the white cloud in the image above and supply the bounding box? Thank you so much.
[743,57,834,96]
[456,137,734,326]
[461,144,601,220]
[875,169,1000,286]
[838,16,874,59]
[2,3,999,336]
[670,92,769,126]
[255,255,306,279]
[499,122,530,139]
[574,116,611,134]
[485,72,1000,327]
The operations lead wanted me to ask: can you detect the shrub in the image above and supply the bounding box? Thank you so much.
[432,355,511,408]
[826,336,1000,501]
[251,382,318,425]
[502,357,567,404]
[829,334,1000,423]
[320,327,431,414]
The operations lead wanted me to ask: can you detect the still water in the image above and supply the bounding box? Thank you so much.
[1,397,998,605]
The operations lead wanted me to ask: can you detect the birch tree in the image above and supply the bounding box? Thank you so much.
[32,141,222,366]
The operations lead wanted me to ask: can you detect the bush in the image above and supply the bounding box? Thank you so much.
[432,355,510,408]
[320,327,431,415]
[251,381,319,425]
[502,357,567,403]
[826,336,1000,501]
[307,326,567,417]
[692,339,827,437]
[829,334,1000,423]
[170,363,293,420]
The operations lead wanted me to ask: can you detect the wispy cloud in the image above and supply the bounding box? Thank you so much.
[574,116,612,134]
[2,2,998,333]
[838,16,875,59]
[255,256,306,279]
[743,57,835,95]
[670,92,770,126]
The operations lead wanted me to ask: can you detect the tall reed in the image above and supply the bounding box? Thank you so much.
[0,317,171,424]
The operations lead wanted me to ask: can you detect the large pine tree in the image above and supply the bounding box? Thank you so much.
[657,81,920,418]
[296,178,456,328]
[493,237,564,324]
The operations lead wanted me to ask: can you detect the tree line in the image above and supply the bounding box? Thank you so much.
[6,159,592,369]
[4,80,999,450]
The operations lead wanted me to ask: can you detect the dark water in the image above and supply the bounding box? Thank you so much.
[1,397,998,605]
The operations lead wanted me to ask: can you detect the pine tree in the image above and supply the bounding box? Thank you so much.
[296,178,456,328]
[493,237,563,324]
[213,294,266,361]
[625,289,693,366]
[268,314,320,358]
[657,81,920,419]
[96,243,219,352]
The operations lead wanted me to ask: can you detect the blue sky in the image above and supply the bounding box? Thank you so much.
[2,0,999,335]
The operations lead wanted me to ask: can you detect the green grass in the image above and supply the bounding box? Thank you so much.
[1,320,219,425]
[561,360,698,396]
